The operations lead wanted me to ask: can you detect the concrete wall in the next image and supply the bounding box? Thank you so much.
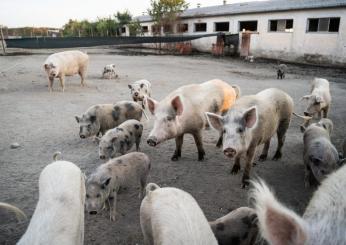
[137,7,346,65]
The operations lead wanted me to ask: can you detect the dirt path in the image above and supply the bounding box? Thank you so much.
[0,48,345,244]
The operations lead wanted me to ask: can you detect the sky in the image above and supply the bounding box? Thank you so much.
[0,0,264,28]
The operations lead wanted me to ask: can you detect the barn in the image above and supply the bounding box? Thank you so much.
[133,0,346,66]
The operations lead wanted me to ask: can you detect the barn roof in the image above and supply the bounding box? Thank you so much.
[136,0,346,22]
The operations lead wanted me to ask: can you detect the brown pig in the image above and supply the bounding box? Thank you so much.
[206,88,293,187]
[146,79,238,161]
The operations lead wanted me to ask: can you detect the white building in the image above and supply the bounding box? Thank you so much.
[135,0,346,66]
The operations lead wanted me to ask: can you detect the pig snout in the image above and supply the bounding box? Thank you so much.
[89,211,98,215]
[304,111,310,116]
[147,137,158,147]
[100,155,106,160]
[224,148,237,158]
[134,92,139,97]
[80,134,86,139]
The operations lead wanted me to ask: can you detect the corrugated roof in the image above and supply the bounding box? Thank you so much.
[136,0,346,22]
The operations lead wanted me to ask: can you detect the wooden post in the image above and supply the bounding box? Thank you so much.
[0,25,6,55]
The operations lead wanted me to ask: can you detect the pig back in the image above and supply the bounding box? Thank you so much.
[49,50,88,76]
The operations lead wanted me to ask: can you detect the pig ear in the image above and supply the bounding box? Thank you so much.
[147,97,158,115]
[75,116,81,123]
[140,83,145,88]
[95,137,101,143]
[128,84,132,89]
[205,112,223,131]
[101,177,111,189]
[112,64,116,68]
[44,64,49,69]
[299,95,311,101]
[171,96,183,116]
[315,96,323,103]
[243,106,257,129]
[251,180,308,245]
[111,137,117,143]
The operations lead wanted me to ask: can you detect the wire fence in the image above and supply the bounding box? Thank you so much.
[4,34,222,49]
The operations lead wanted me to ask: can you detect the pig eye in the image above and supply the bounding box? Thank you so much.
[223,129,226,134]
[108,146,113,150]
[96,194,101,198]
[237,127,244,133]
[86,194,89,198]
[167,116,173,121]
[87,125,92,129]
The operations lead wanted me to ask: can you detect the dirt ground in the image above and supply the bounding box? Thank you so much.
[0,47,345,245]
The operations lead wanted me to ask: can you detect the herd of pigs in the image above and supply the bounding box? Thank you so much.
[1,50,346,245]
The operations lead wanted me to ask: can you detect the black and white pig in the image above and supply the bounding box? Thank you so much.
[75,101,143,139]
[128,79,152,109]
[43,50,89,92]
[206,88,293,187]
[209,207,259,245]
[302,118,342,187]
[251,164,346,245]
[86,152,150,221]
[98,119,143,160]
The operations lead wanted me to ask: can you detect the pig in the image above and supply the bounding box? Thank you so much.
[147,79,238,161]
[251,165,346,245]
[277,64,287,79]
[128,79,152,109]
[300,78,331,127]
[0,202,26,221]
[140,183,218,245]
[43,50,89,92]
[206,88,293,187]
[209,207,259,245]
[86,152,150,221]
[302,118,342,187]
[75,101,144,139]
[18,161,85,245]
[102,64,117,79]
[98,119,143,160]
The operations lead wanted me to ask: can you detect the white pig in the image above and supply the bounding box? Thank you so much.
[140,183,218,245]
[251,164,346,245]
[43,50,89,92]
[128,79,152,109]
[147,79,238,161]
[206,88,293,187]
[300,78,331,127]
[18,161,85,245]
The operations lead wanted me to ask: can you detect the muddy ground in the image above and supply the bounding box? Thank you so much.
[0,47,345,245]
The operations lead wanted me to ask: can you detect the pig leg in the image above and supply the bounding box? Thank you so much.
[322,105,329,118]
[110,191,118,222]
[259,139,271,161]
[139,173,148,199]
[48,77,54,92]
[171,134,184,161]
[231,156,241,174]
[193,131,206,161]
[59,75,65,92]
[272,120,289,160]
[304,165,311,188]
[136,137,141,151]
[242,145,257,188]
[79,68,86,86]
[216,131,223,148]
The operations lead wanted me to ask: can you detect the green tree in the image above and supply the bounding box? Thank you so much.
[115,11,132,35]
[128,20,142,36]
[148,0,188,35]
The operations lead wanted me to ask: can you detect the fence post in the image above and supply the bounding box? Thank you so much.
[0,25,6,55]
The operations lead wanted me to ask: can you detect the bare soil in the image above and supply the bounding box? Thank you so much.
[0,47,345,245]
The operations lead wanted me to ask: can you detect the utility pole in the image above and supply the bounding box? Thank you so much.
[0,25,6,55]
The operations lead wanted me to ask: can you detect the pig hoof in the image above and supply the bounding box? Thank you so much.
[171,156,180,161]
[272,152,282,160]
[259,154,267,161]
[110,213,118,222]
[241,177,250,188]
[198,152,205,161]
[230,165,240,174]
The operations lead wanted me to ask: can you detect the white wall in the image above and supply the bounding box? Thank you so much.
[137,7,346,65]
